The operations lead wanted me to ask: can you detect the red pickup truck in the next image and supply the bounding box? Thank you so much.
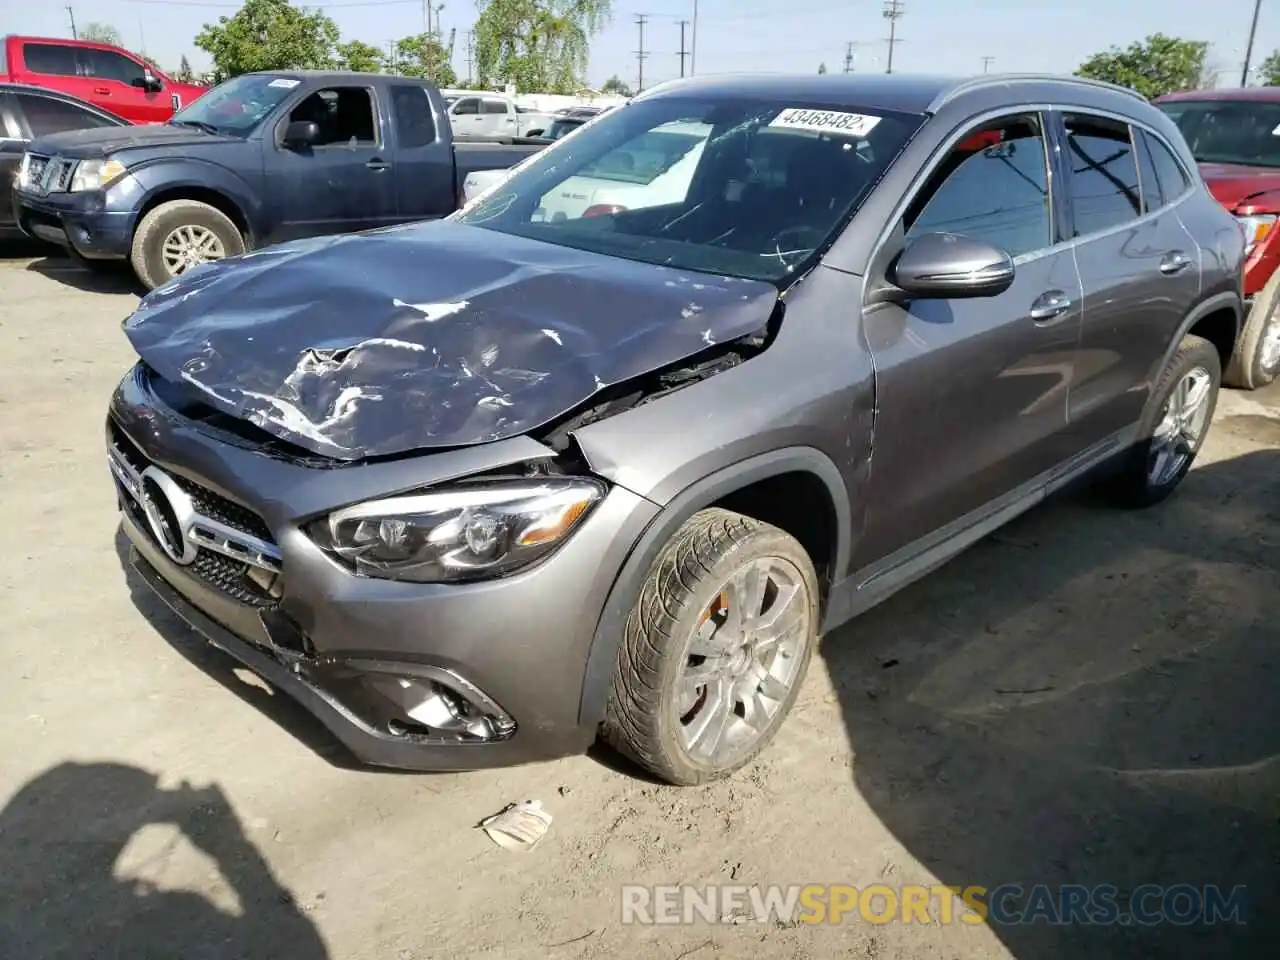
[1157,87,1280,389]
[1,35,206,124]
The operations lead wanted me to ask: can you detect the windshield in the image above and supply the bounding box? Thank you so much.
[169,74,302,135]
[453,96,922,284]
[1158,99,1280,168]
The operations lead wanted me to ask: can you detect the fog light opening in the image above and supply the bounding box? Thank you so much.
[374,676,515,743]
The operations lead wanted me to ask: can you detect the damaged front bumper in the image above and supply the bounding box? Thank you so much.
[109,365,658,771]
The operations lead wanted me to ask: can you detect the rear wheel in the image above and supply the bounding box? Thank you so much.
[1224,270,1280,390]
[603,508,820,786]
[1105,334,1220,508]
[130,199,244,290]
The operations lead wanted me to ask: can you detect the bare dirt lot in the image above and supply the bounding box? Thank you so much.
[1,243,1277,960]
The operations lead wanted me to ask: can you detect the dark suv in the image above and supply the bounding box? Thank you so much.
[109,73,1244,786]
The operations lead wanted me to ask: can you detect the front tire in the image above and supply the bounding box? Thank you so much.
[1224,271,1280,390]
[130,199,244,291]
[1105,333,1220,508]
[603,508,820,786]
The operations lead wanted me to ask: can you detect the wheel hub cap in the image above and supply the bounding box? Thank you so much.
[1148,366,1212,488]
[161,224,226,277]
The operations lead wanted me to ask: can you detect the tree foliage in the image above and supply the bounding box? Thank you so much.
[195,0,339,81]
[1259,50,1280,87]
[475,0,611,95]
[177,55,196,83]
[336,39,385,74]
[601,74,632,96]
[81,23,123,47]
[1075,33,1209,100]
[391,34,457,86]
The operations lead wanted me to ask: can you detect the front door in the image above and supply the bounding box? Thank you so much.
[265,85,399,244]
[856,111,1084,567]
[80,48,169,124]
[449,97,487,138]
[1058,113,1203,445]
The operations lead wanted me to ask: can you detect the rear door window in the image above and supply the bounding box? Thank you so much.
[481,99,508,115]
[1142,129,1193,203]
[390,84,436,148]
[22,42,80,77]
[1061,114,1142,237]
[17,93,119,136]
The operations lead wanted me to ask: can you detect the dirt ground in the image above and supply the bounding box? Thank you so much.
[1,243,1277,960]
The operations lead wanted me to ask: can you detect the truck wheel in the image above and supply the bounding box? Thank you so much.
[603,508,819,786]
[1104,334,1221,509]
[131,200,244,291]
[1224,271,1280,390]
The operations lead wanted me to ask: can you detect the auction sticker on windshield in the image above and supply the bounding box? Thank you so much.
[269,78,301,89]
[768,108,881,137]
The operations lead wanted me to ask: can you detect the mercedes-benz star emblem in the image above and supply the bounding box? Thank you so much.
[138,466,199,566]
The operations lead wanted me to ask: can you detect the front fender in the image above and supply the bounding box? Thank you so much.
[122,159,263,238]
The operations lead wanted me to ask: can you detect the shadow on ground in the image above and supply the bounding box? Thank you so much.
[0,761,328,958]
[826,446,1280,958]
[0,238,142,295]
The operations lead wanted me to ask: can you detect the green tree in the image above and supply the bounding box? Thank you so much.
[475,0,612,95]
[337,40,385,73]
[1075,33,1209,100]
[817,62,827,74]
[1259,50,1280,86]
[195,0,340,81]
[600,73,631,96]
[80,23,123,46]
[391,34,457,85]
[176,55,196,83]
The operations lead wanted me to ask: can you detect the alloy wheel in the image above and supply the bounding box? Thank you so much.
[1148,366,1213,488]
[161,224,226,277]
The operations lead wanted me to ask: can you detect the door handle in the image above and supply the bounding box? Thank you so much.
[1160,251,1192,274]
[366,159,390,171]
[94,87,110,95]
[1030,290,1073,324]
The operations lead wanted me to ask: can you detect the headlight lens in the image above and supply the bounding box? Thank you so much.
[70,158,126,192]
[1235,213,1276,256]
[310,478,606,583]
[16,153,32,189]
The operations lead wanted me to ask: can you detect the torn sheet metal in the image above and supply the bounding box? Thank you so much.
[124,222,779,461]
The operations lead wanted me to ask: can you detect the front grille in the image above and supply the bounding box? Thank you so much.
[109,421,282,608]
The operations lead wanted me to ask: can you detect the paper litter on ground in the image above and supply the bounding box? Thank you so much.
[479,800,553,851]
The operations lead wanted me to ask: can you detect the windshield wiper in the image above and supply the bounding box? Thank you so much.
[169,119,220,136]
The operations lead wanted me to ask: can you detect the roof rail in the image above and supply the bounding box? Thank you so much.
[928,72,1148,112]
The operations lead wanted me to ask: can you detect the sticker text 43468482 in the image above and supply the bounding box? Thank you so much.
[766,108,882,137]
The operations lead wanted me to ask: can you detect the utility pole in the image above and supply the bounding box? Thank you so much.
[843,42,854,73]
[883,0,904,74]
[635,14,648,93]
[678,21,689,78]
[691,0,698,76]
[66,6,77,39]
[386,40,398,74]
[464,31,475,86]
[139,20,147,56]
[981,55,994,73]
[1242,0,1263,87]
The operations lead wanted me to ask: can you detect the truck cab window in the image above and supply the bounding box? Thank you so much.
[481,99,507,115]
[84,49,146,86]
[391,84,436,148]
[22,43,79,77]
[289,87,378,147]
[453,98,479,116]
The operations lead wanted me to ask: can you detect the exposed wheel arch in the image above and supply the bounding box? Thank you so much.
[131,186,252,250]
[578,447,850,727]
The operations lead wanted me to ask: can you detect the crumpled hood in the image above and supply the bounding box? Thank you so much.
[123,221,779,460]
[28,124,236,160]
[1197,162,1280,210]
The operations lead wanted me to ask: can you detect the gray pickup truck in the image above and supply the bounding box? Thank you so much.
[12,71,544,288]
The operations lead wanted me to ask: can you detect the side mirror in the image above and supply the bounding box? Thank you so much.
[283,120,320,148]
[133,70,164,93]
[526,128,544,137]
[888,232,1015,299]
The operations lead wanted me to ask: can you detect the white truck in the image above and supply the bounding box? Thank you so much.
[441,89,553,140]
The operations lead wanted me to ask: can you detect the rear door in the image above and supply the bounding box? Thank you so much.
[265,84,399,243]
[80,47,166,124]
[856,111,1084,566]
[16,41,97,106]
[11,90,122,138]
[1055,111,1200,446]
[388,82,456,222]
[480,97,516,137]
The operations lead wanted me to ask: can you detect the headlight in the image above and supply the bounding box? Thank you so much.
[310,477,606,583]
[70,158,126,192]
[16,153,31,189]
[1235,213,1276,256]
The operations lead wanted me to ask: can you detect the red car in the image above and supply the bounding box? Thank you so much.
[1,35,206,125]
[1157,87,1280,388]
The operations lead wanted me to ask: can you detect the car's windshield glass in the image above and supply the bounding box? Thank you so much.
[168,74,301,135]
[1158,99,1280,168]
[453,95,923,284]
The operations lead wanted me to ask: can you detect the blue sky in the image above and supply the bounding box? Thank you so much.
[4,0,1278,90]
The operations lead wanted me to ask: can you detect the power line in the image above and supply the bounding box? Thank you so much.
[677,20,689,78]
[981,55,995,73]
[635,14,649,93]
[883,0,905,74]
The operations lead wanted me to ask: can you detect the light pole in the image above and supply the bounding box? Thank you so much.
[1242,0,1263,87]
